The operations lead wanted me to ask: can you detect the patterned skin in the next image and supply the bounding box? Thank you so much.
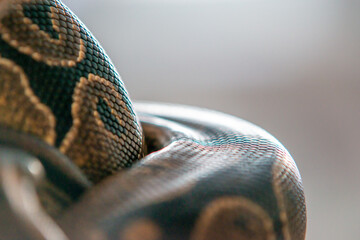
[0,0,306,239]
[0,0,144,183]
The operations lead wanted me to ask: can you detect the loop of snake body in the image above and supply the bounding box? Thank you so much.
[0,0,306,239]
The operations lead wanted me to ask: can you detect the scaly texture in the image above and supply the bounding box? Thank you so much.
[0,1,306,239]
[59,103,306,240]
[0,0,144,183]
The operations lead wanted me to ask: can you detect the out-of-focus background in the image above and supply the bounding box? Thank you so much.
[63,0,359,239]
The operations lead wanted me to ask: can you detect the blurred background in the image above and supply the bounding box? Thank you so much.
[62,0,360,239]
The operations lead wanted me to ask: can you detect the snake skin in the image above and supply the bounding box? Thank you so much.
[0,0,306,239]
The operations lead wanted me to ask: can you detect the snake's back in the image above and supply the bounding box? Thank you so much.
[0,1,306,239]
[60,103,306,240]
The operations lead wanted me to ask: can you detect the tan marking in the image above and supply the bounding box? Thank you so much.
[191,196,276,240]
[272,152,306,240]
[121,218,162,240]
[0,57,56,144]
[60,73,143,182]
[0,0,85,67]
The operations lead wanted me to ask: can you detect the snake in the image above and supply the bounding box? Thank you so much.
[0,0,306,239]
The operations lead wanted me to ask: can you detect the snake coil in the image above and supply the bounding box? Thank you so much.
[0,0,306,239]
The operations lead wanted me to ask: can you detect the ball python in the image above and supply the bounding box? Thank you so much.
[0,0,306,239]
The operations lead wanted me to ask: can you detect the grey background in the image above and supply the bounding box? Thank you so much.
[62,0,360,239]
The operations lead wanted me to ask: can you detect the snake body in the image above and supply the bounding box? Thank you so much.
[0,1,306,239]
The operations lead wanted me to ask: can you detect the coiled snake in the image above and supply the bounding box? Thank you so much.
[0,0,306,239]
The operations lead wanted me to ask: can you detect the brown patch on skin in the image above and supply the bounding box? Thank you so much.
[0,57,56,144]
[86,229,107,240]
[272,152,306,240]
[0,1,10,19]
[120,218,162,240]
[60,73,143,182]
[0,0,85,67]
[191,196,276,240]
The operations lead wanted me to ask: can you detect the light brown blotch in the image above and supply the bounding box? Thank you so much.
[60,73,143,182]
[191,196,276,240]
[272,152,306,240]
[0,0,85,67]
[120,218,162,240]
[0,57,56,144]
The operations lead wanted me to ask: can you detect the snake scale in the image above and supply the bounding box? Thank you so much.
[0,0,306,239]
